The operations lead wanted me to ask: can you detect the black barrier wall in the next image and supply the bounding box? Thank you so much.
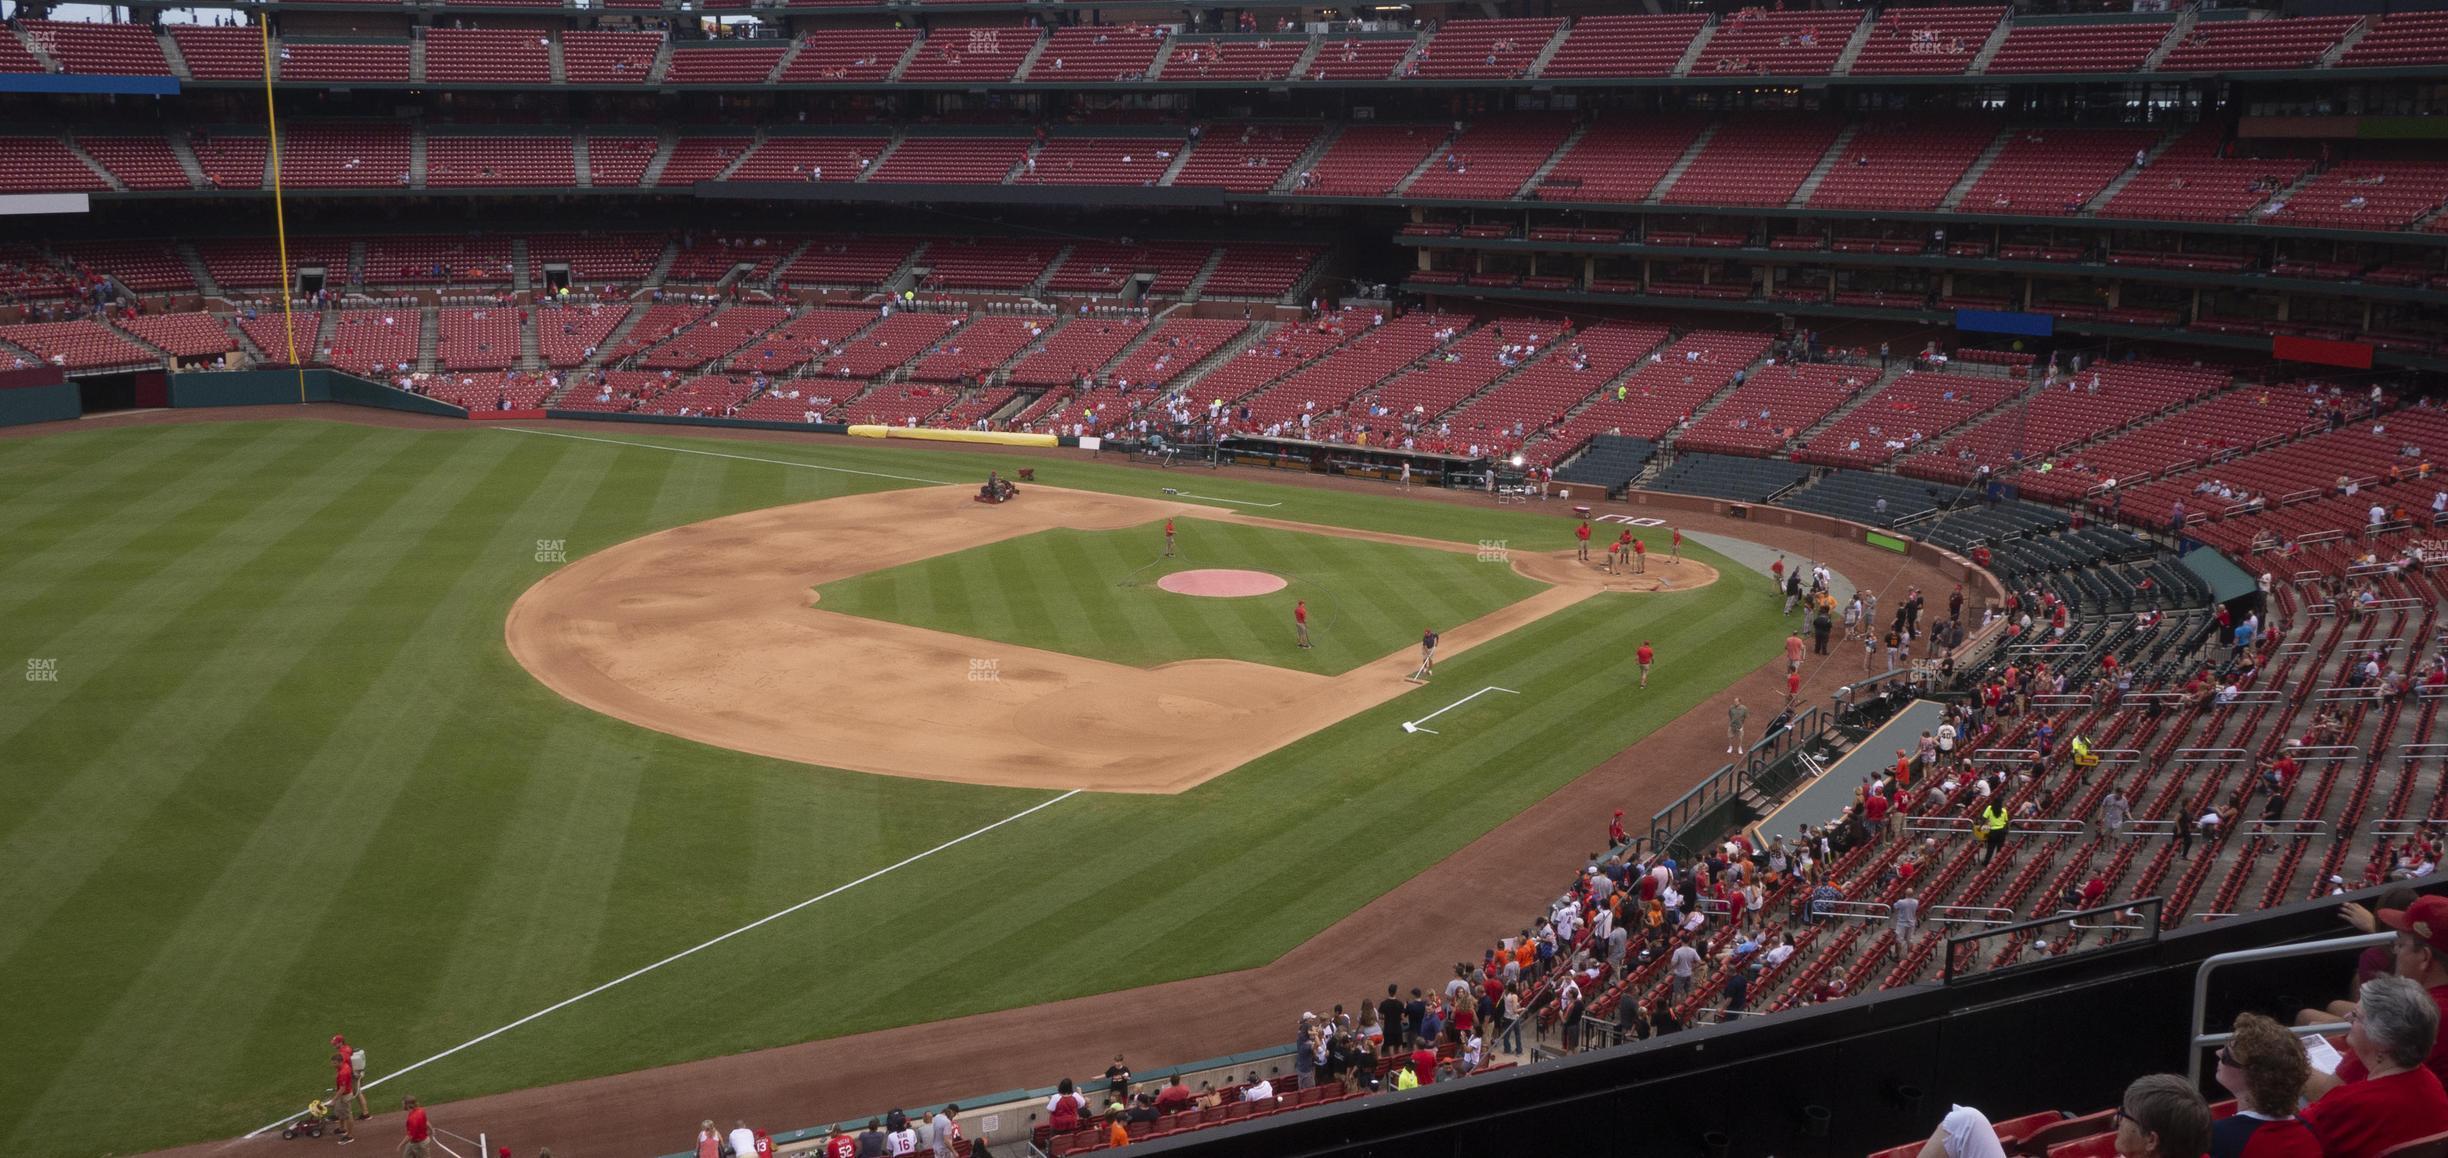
[168,370,466,417]
[1149,885,2434,1158]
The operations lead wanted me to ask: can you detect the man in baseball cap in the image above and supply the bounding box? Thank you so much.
[332,1035,370,1122]
[2316,894,2448,1095]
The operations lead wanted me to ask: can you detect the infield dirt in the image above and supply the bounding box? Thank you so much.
[505,485,1717,794]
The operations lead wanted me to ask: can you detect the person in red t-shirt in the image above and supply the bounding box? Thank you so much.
[1670,527,1682,562]
[1576,520,1592,563]
[1294,600,1310,650]
[1636,641,1654,689]
[1785,668,1803,709]
[1631,537,1646,574]
[822,1131,858,1158]
[2301,975,2448,1158]
[331,1034,369,1121]
[1410,1048,1436,1086]
[1608,809,1627,847]
[1163,518,1176,557]
[1864,792,1889,828]
[400,1098,430,1158]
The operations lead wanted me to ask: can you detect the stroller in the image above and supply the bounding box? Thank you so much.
[280,1096,341,1140]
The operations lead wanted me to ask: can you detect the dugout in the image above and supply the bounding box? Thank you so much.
[1219,434,1491,488]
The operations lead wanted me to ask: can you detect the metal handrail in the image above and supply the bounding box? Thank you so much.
[2189,933,2392,1085]
[1945,898,2163,984]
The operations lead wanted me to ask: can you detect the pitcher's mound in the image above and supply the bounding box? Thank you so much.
[1158,569,1288,597]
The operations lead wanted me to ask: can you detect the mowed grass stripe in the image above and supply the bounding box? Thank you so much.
[0,428,525,1147]
[0,420,270,543]
[411,443,706,1025]
[24,434,583,1140]
[0,422,347,633]
[305,443,678,1054]
[0,418,279,577]
[0,423,424,959]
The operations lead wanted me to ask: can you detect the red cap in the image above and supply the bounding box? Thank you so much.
[331,1035,346,1046]
[2380,894,2448,956]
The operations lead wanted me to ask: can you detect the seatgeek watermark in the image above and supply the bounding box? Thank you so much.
[1478,539,1510,563]
[969,658,1001,682]
[25,658,58,682]
[535,539,568,564]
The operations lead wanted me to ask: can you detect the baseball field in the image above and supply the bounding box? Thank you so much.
[0,416,1782,1157]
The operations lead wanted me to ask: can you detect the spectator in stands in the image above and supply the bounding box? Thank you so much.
[2211,1013,2319,1158]
[1913,1104,2009,1158]
[1153,1075,1192,1116]
[2300,975,2448,1157]
[854,1119,885,1157]
[925,1107,958,1158]
[1045,1079,1086,1133]
[2116,1074,2214,1158]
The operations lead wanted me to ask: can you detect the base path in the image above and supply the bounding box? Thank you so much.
[505,485,1716,795]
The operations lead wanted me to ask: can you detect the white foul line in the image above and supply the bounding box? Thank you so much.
[244,788,1084,1138]
[1401,686,1519,735]
[488,426,957,487]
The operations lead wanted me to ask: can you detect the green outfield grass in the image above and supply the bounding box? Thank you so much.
[0,419,1779,1156]
[813,518,1547,675]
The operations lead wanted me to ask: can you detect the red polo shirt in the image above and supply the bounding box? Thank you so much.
[2302,1066,2448,1158]
[1637,645,1654,666]
[404,1108,430,1143]
[1578,524,1591,542]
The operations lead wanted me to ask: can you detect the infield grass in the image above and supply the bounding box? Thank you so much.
[813,518,1546,674]
[0,418,1780,1157]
